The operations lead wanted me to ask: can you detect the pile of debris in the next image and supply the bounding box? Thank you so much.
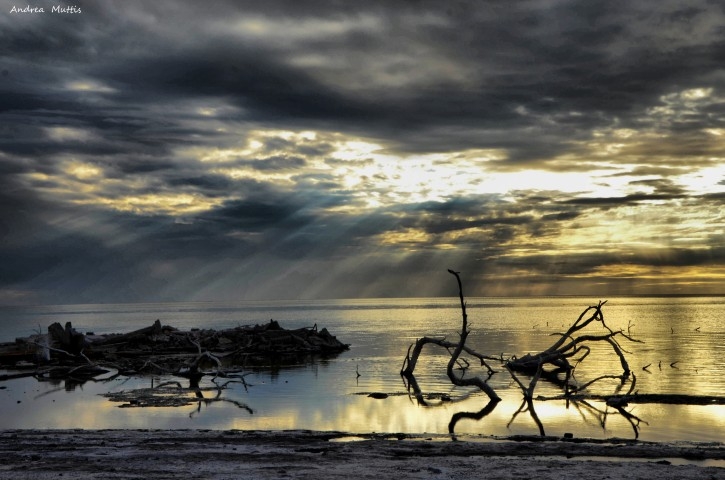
[0,319,349,380]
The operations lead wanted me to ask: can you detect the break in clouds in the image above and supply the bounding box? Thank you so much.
[1,0,725,304]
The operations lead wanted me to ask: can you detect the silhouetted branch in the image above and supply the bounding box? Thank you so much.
[400,270,650,438]
[401,270,500,403]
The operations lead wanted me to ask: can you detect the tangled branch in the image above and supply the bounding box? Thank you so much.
[400,270,647,437]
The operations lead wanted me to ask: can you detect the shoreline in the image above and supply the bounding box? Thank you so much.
[1,429,723,479]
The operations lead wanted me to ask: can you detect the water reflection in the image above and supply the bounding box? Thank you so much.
[100,375,255,418]
[402,367,650,439]
[398,298,660,440]
[2,296,725,443]
[3,363,725,442]
[448,398,499,436]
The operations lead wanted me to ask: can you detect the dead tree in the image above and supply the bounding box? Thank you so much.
[506,300,640,393]
[400,270,653,437]
[401,269,501,403]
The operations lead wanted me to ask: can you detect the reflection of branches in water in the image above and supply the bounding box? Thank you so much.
[401,367,491,407]
[503,395,647,439]
[507,397,545,436]
[504,364,646,438]
[505,362,546,436]
[533,374,646,439]
[448,398,499,438]
[216,372,253,392]
[189,394,254,418]
[33,385,66,400]
[563,398,648,439]
[102,374,255,416]
[32,366,124,394]
[613,405,647,439]
[188,375,254,418]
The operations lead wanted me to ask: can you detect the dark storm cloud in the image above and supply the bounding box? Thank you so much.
[5,1,725,160]
[628,178,688,196]
[560,192,685,207]
[111,158,177,176]
[409,194,583,234]
[704,192,725,201]
[541,211,581,222]
[236,156,308,171]
[2,0,725,303]
[166,174,236,196]
[416,215,535,235]
[0,174,143,302]
[608,166,692,178]
[203,198,311,232]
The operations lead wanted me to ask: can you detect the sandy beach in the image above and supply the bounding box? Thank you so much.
[0,429,723,479]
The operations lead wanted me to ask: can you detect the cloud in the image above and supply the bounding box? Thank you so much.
[560,193,684,207]
[1,1,725,303]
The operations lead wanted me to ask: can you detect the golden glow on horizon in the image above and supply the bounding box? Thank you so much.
[580,263,725,281]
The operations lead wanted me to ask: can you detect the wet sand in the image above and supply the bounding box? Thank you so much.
[0,429,723,479]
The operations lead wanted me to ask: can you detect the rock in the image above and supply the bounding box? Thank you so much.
[368,392,388,399]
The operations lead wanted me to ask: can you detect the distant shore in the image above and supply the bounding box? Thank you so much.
[1,429,723,479]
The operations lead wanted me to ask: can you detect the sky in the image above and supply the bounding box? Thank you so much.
[1,0,725,305]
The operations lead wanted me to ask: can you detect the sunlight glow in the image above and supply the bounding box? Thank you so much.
[179,125,711,222]
[680,87,713,100]
[228,14,382,42]
[588,264,725,282]
[64,80,116,93]
[325,138,617,207]
[45,127,95,142]
[97,194,222,216]
[377,228,433,247]
[197,107,217,117]
[65,161,102,180]
[27,122,725,270]
[648,87,717,122]
[679,165,725,194]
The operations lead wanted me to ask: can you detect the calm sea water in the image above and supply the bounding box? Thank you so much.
[0,296,724,443]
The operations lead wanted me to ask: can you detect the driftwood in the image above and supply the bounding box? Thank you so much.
[0,319,349,383]
[401,271,639,406]
[400,270,725,439]
[539,391,725,407]
[0,317,347,414]
[401,270,500,403]
[506,300,640,393]
[47,322,86,355]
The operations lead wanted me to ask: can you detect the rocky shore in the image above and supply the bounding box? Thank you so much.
[0,319,349,383]
[0,429,723,479]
